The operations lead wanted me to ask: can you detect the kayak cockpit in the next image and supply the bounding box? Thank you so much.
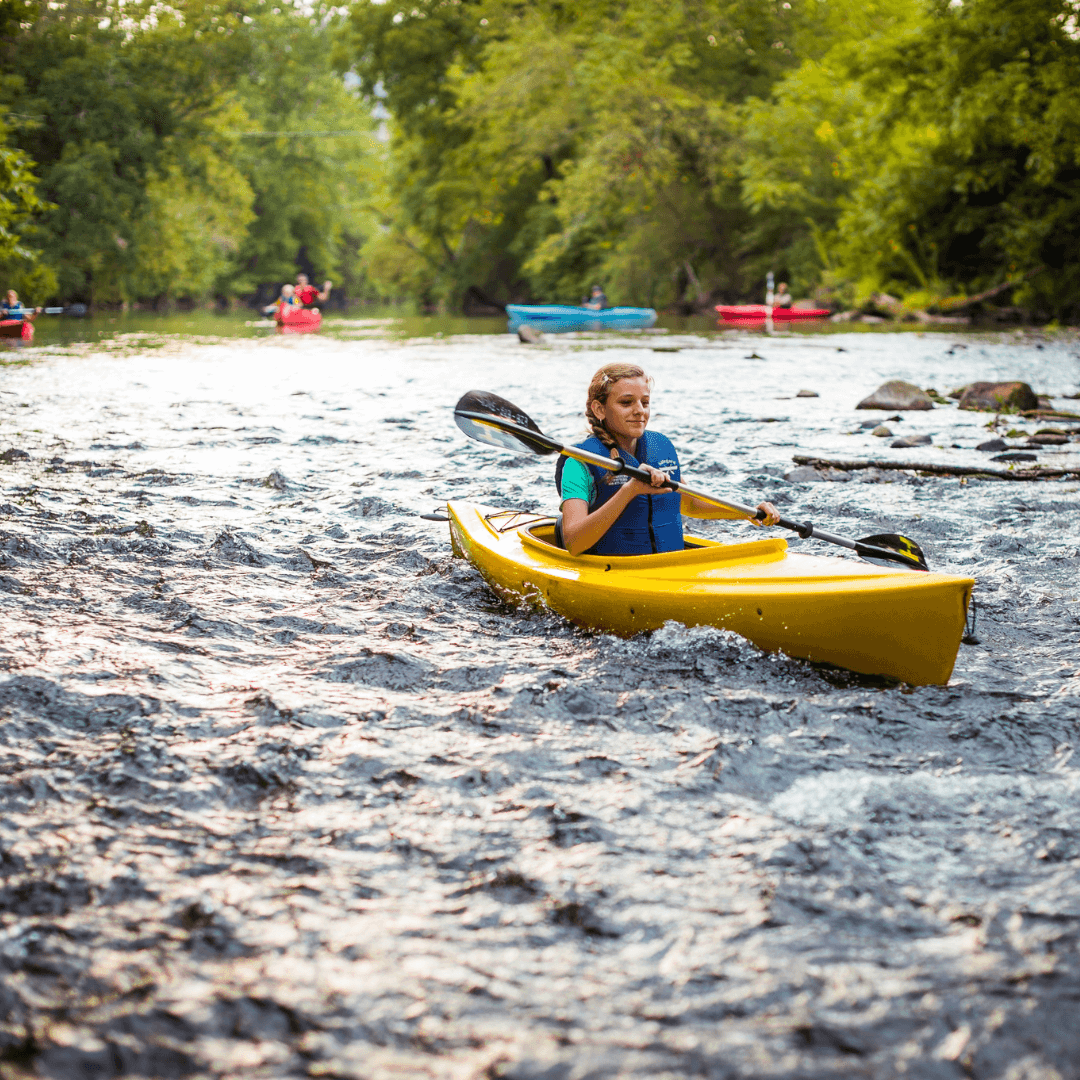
[518,518,789,569]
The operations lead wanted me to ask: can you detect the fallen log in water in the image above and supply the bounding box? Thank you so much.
[1020,409,1080,421]
[791,455,1080,481]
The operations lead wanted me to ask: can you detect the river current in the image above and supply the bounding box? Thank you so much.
[1,316,1079,1079]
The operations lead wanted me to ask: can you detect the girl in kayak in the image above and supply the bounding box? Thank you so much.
[557,362,780,556]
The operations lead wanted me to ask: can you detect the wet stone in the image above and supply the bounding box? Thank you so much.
[992,452,1039,462]
[856,380,934,410]
[957,380,1039,412]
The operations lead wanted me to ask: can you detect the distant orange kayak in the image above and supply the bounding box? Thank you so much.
[275,307,321,333]
[0,319,33,341]
[717,305,830,323]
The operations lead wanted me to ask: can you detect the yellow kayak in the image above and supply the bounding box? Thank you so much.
[447,501,975,686]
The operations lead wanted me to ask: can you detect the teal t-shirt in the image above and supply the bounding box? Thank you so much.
[558,457,597,505]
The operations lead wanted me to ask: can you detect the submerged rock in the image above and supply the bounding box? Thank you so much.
[976,439,1009,452]
[957,381,1039,412]
[783,466,824,483]
[992,451,1038,462]
[208,530,267,566]
[871,425,893,437]
[518,324,544,344]
[796,389,819,398]
[890,434,932,448]
[856,381,934,411]
[0,448,30,463]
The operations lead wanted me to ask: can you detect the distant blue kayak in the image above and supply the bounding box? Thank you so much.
[506,304,657,334]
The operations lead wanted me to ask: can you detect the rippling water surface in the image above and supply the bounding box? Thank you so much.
[2,315,1079,1079]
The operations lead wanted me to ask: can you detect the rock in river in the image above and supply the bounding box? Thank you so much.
[957,381,1039,412]
[976,438,1009,452]
[871,425,893,437]
[890,434,932,448]
[856,381,934,411]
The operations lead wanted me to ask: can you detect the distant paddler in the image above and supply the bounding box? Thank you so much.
[295,273,331,308]
[2,289,42,321]
[263,283,302,318]
[582,284,608,311]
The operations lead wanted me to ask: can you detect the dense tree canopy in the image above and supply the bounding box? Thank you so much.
[1,0,1077,316]
[346,0,1080,318]
[0,0,379,306]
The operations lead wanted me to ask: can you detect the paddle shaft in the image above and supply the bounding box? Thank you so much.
[552,439,859,547]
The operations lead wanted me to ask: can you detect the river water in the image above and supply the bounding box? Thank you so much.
[1,314,1079,1079]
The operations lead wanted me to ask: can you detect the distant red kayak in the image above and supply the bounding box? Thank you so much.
[716,305,830,323]
[275,307,322,333]
[0,319,34,341]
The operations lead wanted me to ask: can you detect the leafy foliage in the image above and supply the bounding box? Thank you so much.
[0,0,378,306]
[744,0,1080,315]
[2,0,1077,315]
[346,0,1080,317]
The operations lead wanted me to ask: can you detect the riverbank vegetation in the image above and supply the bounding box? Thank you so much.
[0,0,379,309]
[1,0,1078,319]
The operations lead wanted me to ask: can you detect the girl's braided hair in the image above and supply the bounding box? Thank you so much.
[585,363,652,458]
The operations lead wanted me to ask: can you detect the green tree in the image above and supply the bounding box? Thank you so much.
[226,5,380,302]
[0,117,54,298]
[743,0,1080,315]
[344,0,806,309]
[1,0,380,307]
[1,0,259,303]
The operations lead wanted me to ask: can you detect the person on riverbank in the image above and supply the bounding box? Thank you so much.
[2,289,41,321]
[556,362,780,556]
[295,274,331,307]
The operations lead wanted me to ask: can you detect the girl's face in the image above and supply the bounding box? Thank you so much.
[6,291,16,305]
[592,376,650,443]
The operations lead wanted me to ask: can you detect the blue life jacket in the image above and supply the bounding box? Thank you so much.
[555,431,682,555]
[1,303,26,322]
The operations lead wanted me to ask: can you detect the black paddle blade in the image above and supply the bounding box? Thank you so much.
[454,391,557,455]
[855,533,929,572]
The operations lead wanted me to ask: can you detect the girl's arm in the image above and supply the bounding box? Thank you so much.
[561,466,668,555]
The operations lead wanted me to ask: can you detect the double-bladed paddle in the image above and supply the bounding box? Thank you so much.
[453,390,929,572]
